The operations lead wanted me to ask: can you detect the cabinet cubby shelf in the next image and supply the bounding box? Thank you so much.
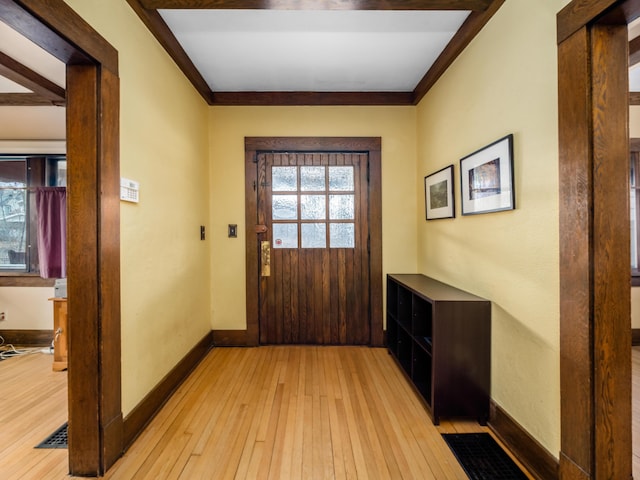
[386,274,491,425]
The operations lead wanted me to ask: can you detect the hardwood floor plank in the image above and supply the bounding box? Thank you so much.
[243,440,266,480]
[0,352,68,480]
[322,349,347,479]
[232,350,278,479]
[343,349,391,479]
[302,393,314,478]
[335,360,371,478]
[334,398,359,479]
[355,350,416,478]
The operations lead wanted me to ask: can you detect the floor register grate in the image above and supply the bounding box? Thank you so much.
[35,422,68,449]
[442,432,528,480]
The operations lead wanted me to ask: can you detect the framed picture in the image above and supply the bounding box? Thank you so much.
[424,164,455,220]
[460,134,515,215]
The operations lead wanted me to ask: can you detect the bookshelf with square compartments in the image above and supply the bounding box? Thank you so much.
[386,274,491,425]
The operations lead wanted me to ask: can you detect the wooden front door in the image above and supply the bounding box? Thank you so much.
[256,151,370,344]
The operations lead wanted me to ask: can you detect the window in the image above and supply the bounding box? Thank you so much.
[271,165,356,249]
[0,156,66,275]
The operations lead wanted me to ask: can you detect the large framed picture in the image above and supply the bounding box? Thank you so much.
[424,164,455,220]
[460,134,515,215]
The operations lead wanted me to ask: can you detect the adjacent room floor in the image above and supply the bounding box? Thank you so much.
[0,351,68,480]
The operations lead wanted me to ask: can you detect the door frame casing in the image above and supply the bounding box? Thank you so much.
[245,137,383,347]
[557,0,636,478]
[0,0,122,475]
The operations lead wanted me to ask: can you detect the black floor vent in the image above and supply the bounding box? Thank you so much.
[442,432,528,480]
[35,422,68,449]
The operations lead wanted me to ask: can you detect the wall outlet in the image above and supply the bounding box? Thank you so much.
[0,311,6,321]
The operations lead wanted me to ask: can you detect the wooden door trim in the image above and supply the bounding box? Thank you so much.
[557,1,635,478]
[244,137,383,347]
[0,0,122,476]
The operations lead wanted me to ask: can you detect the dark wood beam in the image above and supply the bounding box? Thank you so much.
[139,0,492,10]
[0,51,65,103]
[631,91,640,105]
[212,91,413,106]
[0,0,116,75]
[557,0,640,44]
[557,0,616,44]
[126,0,211,103]
[631,35,640,66]
[0,92,60,106]
[412,0,504,104]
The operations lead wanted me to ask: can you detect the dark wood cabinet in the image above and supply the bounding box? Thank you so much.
[387,274,491,425]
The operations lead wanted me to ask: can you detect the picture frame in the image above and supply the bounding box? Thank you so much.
[460,134,515,215]
[424,164,455,220]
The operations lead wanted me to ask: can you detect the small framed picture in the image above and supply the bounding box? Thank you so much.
[424,164,455,220]
[460,134,515,215]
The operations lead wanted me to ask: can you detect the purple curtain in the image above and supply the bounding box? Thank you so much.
[35,187,66,279]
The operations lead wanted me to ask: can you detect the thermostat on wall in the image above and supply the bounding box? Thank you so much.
[120,178,139,203]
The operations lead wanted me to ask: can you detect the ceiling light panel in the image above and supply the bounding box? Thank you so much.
[160,9,470,92]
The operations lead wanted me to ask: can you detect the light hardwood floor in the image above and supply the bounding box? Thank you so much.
[0,351,68,480]
[0,346,542,479]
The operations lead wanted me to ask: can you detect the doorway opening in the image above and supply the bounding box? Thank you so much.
[0,0,122,475]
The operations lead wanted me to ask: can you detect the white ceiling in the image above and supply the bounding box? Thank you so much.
[0,76,29,93]
[159,9,470,92]
[0,21,65,89]
[0,21,65,141]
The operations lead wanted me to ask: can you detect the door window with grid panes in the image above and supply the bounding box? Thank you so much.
[271,165,355,249]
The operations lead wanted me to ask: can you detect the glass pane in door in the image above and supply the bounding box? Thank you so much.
[272,195,298,220]
[272,167,297,191]
[301,223,326,248]
[329,166,354,191]
[301,195,326,220]
[273,223,298,248]
[330,223,355,248]
[300,166,325,191]
[329,194,354,220]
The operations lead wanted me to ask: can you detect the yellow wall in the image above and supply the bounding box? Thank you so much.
[64,0,212,415]
[416,0,567,456]
[209,106,417,330]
